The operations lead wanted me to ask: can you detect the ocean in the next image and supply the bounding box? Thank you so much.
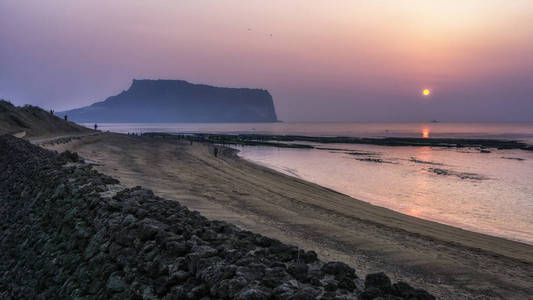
[87,122,533,244]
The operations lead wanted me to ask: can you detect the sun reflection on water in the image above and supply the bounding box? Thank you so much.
[422,128,430,138]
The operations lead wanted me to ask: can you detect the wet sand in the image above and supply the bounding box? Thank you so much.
[43,132,533,299]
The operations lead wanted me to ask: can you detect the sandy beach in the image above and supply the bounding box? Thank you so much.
[43,132,533,299]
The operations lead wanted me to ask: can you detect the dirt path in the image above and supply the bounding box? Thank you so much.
[29,132,98,145]
[11,130,26,138]
[47,133,533,299]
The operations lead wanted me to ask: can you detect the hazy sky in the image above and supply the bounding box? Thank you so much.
[1,1,532,122]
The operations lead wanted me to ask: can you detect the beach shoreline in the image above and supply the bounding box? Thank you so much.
[42,132,533,299]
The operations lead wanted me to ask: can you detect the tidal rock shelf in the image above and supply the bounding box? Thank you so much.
[192,133,533,151]
[0,135,434,299]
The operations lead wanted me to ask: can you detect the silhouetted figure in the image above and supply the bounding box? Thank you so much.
[214,147,218,157]
[190,139,193,145]
[94,123,98,131]
[64,115,67,121]
[50,109,54,115]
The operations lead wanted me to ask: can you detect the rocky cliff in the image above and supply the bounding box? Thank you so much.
[59,80,278,123]
[0,135,435,299]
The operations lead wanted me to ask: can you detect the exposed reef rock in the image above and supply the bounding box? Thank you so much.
[59,80,278,123]
[409,158,444,166]
[500,156,525,161]
[194,133,533,151]
[347,151,380,156]
[0,135,434,299]
[354,158,392,164]
[428,168,488,180]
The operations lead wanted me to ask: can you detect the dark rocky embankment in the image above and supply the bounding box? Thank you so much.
[0,135,434,299]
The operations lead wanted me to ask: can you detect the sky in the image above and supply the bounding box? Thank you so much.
[1,0,532,122]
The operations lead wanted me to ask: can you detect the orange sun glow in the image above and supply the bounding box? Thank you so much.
[422,128,430,138]
[423,89,431,96]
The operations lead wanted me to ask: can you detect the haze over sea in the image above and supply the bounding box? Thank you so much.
[90,122,533,244]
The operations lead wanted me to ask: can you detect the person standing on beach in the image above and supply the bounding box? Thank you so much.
[94,123,98,131]
[214,147,218,157]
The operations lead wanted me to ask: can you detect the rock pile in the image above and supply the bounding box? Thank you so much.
[0,135,435,299]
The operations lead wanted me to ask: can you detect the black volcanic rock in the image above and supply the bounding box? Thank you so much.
[59,79,278,123]
[0,135,435,299]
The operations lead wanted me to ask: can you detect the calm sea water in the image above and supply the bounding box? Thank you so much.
[89,122,533,244]
[88,122,533,143]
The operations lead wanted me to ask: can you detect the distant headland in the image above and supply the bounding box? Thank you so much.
[59,79,278,123]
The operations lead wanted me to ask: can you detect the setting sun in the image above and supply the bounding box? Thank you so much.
[423,89,431,96]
